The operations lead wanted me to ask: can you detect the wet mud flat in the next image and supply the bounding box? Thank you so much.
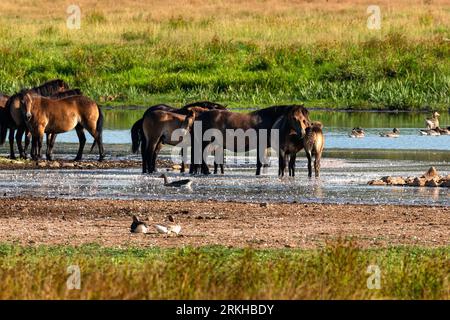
[0,198,448,249]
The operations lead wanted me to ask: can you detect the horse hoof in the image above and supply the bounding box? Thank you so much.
[74,157,82,161]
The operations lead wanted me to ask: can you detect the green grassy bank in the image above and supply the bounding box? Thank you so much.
[0,241,448,299]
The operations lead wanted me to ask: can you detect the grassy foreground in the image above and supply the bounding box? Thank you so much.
[0,241,448,299]
[0,0,449,110]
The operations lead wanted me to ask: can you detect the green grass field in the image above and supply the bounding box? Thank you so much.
[0,0,448,110]
[0,241,448,299]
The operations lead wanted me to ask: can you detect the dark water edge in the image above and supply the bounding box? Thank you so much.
[1,143,449,163]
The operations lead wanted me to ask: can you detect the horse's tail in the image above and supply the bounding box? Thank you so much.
[131,118,143,153]
[0,122,7,145]
[90,105,104,152]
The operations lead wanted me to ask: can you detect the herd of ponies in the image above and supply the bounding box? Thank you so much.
[0,79,325,178]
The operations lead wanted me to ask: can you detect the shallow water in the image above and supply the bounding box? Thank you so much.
[0,158,448,206]
[0,109,448,206]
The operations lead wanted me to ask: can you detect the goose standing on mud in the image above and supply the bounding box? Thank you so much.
[379,128,400,138]
[349,127,365,138]
[130,215,148,233]
[154,215,182,236]
[425,112,440,130]
[159,173,192,188]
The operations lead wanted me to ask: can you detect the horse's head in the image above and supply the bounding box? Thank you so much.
[20,93,34,121]
[432,111,440,119]
[285,105,311,138]
[182,107,205,131]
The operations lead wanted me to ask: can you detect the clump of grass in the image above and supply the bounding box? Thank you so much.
[0,241,448,299]
[85,11,107,24]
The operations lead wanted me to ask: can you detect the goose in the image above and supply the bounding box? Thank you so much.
[160,173,192,188]
[379,128,400,138]
[154,215,182,236]
[436,127,450,135]
[419,128,440,136]
[349,127,365,138]
[130,215,148,233]
[425,112,440,130]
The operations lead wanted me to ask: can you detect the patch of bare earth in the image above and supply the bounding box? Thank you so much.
[0,157,172,170]
[0,198,448,249]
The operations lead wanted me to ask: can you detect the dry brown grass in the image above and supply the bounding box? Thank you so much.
[0,0,448,46]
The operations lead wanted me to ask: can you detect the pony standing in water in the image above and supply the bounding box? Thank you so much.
[20,93,104,161]
[2,79,69,159]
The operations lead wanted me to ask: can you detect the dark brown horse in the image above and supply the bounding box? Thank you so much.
[131,101,227,173]
[20,93,104,161]
[190,105,311,175]
[2,79,69,159]
[0,94,10,147]
[142,108,202,173]
[274,115,324,177]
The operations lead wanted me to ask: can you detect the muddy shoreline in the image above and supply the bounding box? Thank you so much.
[0,197,447,249]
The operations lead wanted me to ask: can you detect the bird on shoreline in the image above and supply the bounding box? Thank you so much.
[159,173,192,188]
[130,215,148,233]
[154,215,182,236]
[379,128,400,138]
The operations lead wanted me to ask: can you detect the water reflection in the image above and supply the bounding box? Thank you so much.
[0,158,448,206]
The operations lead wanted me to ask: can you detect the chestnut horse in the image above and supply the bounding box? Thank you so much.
[20,93,104,161]
[190,105,311,175]
[3,79,69,159]
[131,101,226,173]
[142,108,202,173]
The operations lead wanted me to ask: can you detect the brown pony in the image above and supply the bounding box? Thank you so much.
[131,101,227,173]
[3,79,69,159]
[274,115,324,177]
[302,123,325,178]
[142,108,204,173]
[20,93,104,161]
[190,105,311,175]
[0,94,10,146]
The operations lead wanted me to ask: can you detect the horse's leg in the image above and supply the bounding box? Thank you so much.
[289,153,296,177]
[147,141,158,174]
[180,148,185,173]
[305,149,313,178]
[30,135,37,161]
[9,128,16,160]
[84,120,104,162]
[142,140,150,174]
[151,140,162,173]
[141,135,147,174]
[37,129,44,160]
[74,125,86,161]
[278,150,286,177]
[24,129,31,157]
[256,138,262,176]
[201,141,210,175]
[314,150,322,178]
[46,133,57,161]
[213,148,218,174]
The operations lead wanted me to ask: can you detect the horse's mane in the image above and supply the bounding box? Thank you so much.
[251,104,309,118]
[32,79,68,96]
[182,101,227,110]
[50,89,82,99]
